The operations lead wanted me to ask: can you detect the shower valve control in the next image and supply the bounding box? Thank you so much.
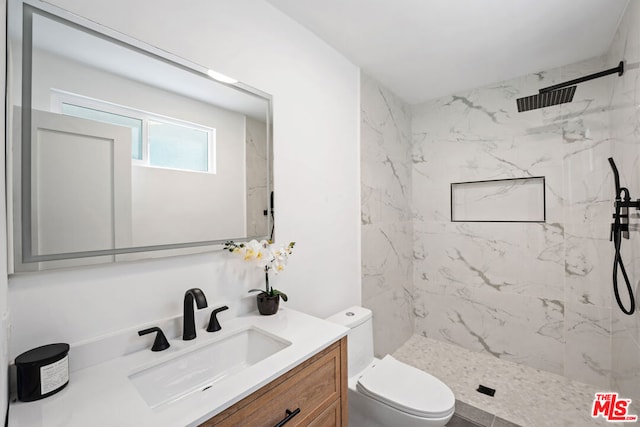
[614,198,640,210]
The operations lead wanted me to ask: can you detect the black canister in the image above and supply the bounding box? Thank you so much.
[15,343,70,402]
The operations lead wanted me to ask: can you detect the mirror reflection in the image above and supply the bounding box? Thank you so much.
[8,1,273,272]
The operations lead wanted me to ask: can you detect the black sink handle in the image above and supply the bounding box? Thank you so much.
[207,305,230,332]
[138,327,170,352]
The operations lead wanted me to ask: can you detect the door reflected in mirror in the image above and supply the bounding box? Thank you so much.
[7,0,273,272]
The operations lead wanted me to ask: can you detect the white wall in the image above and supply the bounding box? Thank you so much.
[7,0,360,361]
[131,163,246,245]
[1,0,9,420]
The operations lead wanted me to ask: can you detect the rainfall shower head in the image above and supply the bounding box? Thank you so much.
[516,61,624,113]
[516,86,576,112]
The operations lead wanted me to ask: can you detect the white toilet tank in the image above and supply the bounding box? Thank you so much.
[326,306,374,376]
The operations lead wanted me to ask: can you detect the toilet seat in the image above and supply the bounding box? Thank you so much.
[356,355,455,419]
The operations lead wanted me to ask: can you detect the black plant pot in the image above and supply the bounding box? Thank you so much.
[256,293,280,315]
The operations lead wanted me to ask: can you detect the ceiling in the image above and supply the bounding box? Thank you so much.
[30,12,268,120]
[265,0,630,104]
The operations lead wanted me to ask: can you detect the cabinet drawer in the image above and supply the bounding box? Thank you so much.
[307,399,340,427]
[202,339,344,427]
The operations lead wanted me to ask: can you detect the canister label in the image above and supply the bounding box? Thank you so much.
[40,355,69,395]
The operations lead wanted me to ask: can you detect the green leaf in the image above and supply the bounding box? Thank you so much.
[248,289,264,294]
[272,289,288,302]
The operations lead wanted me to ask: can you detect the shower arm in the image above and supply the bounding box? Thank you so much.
[539,61,624,93]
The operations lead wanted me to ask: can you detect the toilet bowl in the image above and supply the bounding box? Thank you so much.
[327,306,454,427]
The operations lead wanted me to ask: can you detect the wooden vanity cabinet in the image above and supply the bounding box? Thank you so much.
[200,337,347,427]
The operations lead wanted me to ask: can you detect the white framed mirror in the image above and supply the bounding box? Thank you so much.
[6,0,273,272]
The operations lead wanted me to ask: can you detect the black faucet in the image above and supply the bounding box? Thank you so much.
[183,288,208,340]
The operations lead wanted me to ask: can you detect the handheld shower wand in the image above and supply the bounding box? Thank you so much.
[608,158,638,315]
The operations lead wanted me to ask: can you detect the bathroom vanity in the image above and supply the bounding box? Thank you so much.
[8,309,348,427]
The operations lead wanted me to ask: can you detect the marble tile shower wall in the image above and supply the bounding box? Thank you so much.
[245,116,270,237]
[411,55,619,388]
[608,0,640,401]
[360,73,414,357]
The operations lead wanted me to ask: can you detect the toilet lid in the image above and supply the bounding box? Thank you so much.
[356,355,455,418]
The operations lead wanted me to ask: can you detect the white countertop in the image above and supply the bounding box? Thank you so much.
[8,308,348,427]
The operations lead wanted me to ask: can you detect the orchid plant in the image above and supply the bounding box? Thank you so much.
[224,240,296,301]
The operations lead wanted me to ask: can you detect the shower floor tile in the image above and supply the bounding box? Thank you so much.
[393,334,639,427]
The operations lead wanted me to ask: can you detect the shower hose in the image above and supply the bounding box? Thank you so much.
[612,191,636,316]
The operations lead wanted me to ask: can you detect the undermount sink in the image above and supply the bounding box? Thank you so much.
[129,327,291,408]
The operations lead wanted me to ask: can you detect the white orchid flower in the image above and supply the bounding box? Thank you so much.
[226,240,295,273]
[225,240,295,300]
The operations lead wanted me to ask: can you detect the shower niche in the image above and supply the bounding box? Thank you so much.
[450,176,546,223]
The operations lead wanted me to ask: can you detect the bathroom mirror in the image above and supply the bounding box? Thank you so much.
[6,0,273,272]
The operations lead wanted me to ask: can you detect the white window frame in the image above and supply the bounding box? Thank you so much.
[50,89,216,174]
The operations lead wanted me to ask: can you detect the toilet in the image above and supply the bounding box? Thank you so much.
[327,306,455,427]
